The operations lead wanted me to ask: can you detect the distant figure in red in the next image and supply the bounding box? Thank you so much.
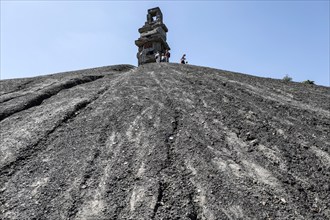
[180,54,186,64]
[165,49,171,62]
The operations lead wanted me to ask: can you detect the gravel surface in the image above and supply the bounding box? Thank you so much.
[0,63,329,219]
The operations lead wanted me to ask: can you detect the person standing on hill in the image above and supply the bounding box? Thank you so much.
[155,51,160,63]
[165,49,170,62]
[180,54,186,64]
[161,53,166,62]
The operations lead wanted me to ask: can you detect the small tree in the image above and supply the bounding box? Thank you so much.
[282,74,292,82]
[302,80,315,85]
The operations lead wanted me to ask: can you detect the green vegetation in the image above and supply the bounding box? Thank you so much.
[302,80,315,85]
[282,74,292,82]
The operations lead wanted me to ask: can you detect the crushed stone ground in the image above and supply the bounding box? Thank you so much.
[0,63,329,220]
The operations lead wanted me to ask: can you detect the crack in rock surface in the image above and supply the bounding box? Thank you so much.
[0,63,329,220]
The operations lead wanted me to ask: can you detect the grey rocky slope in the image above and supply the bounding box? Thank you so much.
[0,63,329,220]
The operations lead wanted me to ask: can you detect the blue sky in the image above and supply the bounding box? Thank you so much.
[1,1,329,86]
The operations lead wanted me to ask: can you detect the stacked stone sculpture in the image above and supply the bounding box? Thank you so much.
[135,7,170,65]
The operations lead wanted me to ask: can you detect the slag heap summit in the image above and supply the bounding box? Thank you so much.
[135,7,170,65]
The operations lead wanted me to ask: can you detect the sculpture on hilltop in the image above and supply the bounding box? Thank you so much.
[135,7,170,65]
